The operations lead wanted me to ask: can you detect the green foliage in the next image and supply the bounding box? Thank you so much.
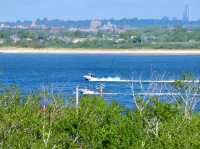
[0,88,200,148]
[1,27,200,49]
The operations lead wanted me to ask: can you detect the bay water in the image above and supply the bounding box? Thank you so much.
[0,54,200,107]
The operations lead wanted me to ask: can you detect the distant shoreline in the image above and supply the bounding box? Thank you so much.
[0,48,200,55]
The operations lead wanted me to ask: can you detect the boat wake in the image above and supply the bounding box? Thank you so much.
[84,73,127,82]
[87,77,177,83]
[89,76,126,82]
[83,73,200,83]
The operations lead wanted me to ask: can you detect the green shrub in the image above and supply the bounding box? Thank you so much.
[0,91,200,148]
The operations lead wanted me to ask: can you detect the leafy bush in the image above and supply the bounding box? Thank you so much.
[0,89,200,148]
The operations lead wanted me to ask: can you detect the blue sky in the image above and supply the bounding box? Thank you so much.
[0,0,199,21]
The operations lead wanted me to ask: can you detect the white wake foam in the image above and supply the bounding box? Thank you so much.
[89,76,127,82]
[88,76,200,83]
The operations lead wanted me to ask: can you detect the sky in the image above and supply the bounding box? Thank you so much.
[0,0,199,21]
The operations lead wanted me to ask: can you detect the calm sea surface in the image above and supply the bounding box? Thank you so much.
[0,54,200,107]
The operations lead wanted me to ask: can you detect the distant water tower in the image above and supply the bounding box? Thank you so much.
[182,4,189,22]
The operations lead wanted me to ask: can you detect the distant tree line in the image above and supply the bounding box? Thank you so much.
[0,27,200,49]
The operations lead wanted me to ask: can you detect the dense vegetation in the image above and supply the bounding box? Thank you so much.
[1,27,200,49]
[1,80,200,148]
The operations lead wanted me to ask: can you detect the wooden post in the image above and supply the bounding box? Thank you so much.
[76,86,79,108]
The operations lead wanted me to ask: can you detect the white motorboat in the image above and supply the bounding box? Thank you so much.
[83,73,96,81]
[79,89,97,95]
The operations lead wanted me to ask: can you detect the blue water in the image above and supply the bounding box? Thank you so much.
[0,54,200,107]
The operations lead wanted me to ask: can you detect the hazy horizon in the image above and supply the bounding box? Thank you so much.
[0,0,199,22]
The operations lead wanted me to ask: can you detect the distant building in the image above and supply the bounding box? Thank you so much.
[72,38,87,43]
[0,39,4,44]
[30,20,37,28]
[0,24,5,28]
[10,35,20,43]
[114,27,128,33]
[102,21,116,32]
[0,23,10,29]
[182,4,189,22]
[101,21,127,33]
[16,25,27,29]
[90,19,102,31]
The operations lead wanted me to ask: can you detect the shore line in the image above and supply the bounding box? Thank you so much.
[0,48,200,55]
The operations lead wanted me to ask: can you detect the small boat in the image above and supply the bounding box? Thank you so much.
[83,73,96,81]
[79,89,97,95]
[83,73,122,82]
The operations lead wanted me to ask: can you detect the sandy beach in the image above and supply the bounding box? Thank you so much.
[0,48,200,55]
